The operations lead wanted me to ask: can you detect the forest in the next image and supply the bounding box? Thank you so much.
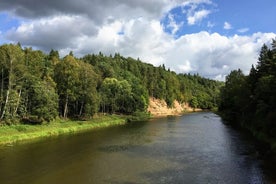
[219,39,276,152]
[0,43,223,125]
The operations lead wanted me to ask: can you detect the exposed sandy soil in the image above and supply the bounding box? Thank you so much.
[147,97,201,117]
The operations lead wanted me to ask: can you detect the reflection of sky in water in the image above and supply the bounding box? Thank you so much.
[0,112,269,184]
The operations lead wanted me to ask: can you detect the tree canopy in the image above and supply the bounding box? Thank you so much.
[0,44,222,124]
[219,39,276,147]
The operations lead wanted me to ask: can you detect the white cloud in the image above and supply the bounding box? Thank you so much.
[237,28,249,33]
[207,21,215,28]
[187,9,211,25]
[2,0,276,81]
[167,13,183,35]
[179,60,194,73]
[180,0,213,6]
[6,15,98,50]
[5,14,276,81]
[224,21,232,30]
[165,32,275,80]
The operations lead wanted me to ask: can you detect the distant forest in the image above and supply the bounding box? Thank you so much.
[0,43,223,124]
[219,39,276,149]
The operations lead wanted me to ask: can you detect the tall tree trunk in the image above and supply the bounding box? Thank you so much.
[0,67,4,113]
[1,58,13,120]
[63,94,68,118]
[79,100,84,116]
[102,101,105,114]
[13,88,21,116]
[0,89,9,120]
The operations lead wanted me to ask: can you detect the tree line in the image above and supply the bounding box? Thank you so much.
[219,39,276,148]
[0,43,222,124]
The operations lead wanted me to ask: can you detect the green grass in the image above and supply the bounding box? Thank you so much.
[0,115,127,146]
[126,111,151,122]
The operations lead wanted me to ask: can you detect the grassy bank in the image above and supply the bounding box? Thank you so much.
[0,115,127,146]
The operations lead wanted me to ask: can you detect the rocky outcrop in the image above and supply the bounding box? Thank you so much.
[147,97,201,117]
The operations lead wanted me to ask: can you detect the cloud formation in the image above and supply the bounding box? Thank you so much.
[165,32,275,80]
[167,13,184,35]
[1,0,275,81]
[0,0,169,21]
[6,15,98,51]
[187,9,211,25]
[238,28,249,33]
[223,21,232,30]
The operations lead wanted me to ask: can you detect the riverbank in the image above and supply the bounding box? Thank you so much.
[219,112,276,162]
[0,115,127,146]
[147,97,201,117]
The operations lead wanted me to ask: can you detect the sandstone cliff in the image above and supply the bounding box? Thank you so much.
[147,97,201,117]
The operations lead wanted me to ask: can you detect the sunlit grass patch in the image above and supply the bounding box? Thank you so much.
[0,115,126,146]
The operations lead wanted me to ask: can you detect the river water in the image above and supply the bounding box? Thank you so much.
[0,112,275,184]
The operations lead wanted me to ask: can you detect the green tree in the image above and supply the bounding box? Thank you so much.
[219,39,276,145]
[24,48,46,78]
[54,55,80,118]
[219,69,249,122]
[28,78,58,121]
[99,78,121,113]
[0,44,26,122]
[190,97,198,109]
[99,77,142,114]
[77,62,99,117]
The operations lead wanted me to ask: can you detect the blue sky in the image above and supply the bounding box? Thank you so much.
[161,0,276,36]
[0,13,20,43]
[0,13,19,32]
[0,0,275,80]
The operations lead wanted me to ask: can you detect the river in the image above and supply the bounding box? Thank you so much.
[0,112,275,184]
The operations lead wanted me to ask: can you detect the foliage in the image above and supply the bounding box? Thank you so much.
[0,44,58,124]
[0,43,222,125]
[219,39,276,150]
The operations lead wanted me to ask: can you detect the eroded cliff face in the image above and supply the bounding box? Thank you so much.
[147,97,201,117]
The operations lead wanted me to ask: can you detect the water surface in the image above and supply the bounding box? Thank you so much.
[0,112,274,183]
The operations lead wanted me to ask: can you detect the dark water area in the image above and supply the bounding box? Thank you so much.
[0,112,275,184]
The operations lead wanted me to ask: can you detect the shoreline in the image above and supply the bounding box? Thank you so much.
[0,115,127,146]
[149,109,202,118]
[0,109,203,147]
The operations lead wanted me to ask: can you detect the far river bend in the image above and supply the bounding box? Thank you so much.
[0,112,275,184]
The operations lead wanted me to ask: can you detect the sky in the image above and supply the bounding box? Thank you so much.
[0,0,275,81]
